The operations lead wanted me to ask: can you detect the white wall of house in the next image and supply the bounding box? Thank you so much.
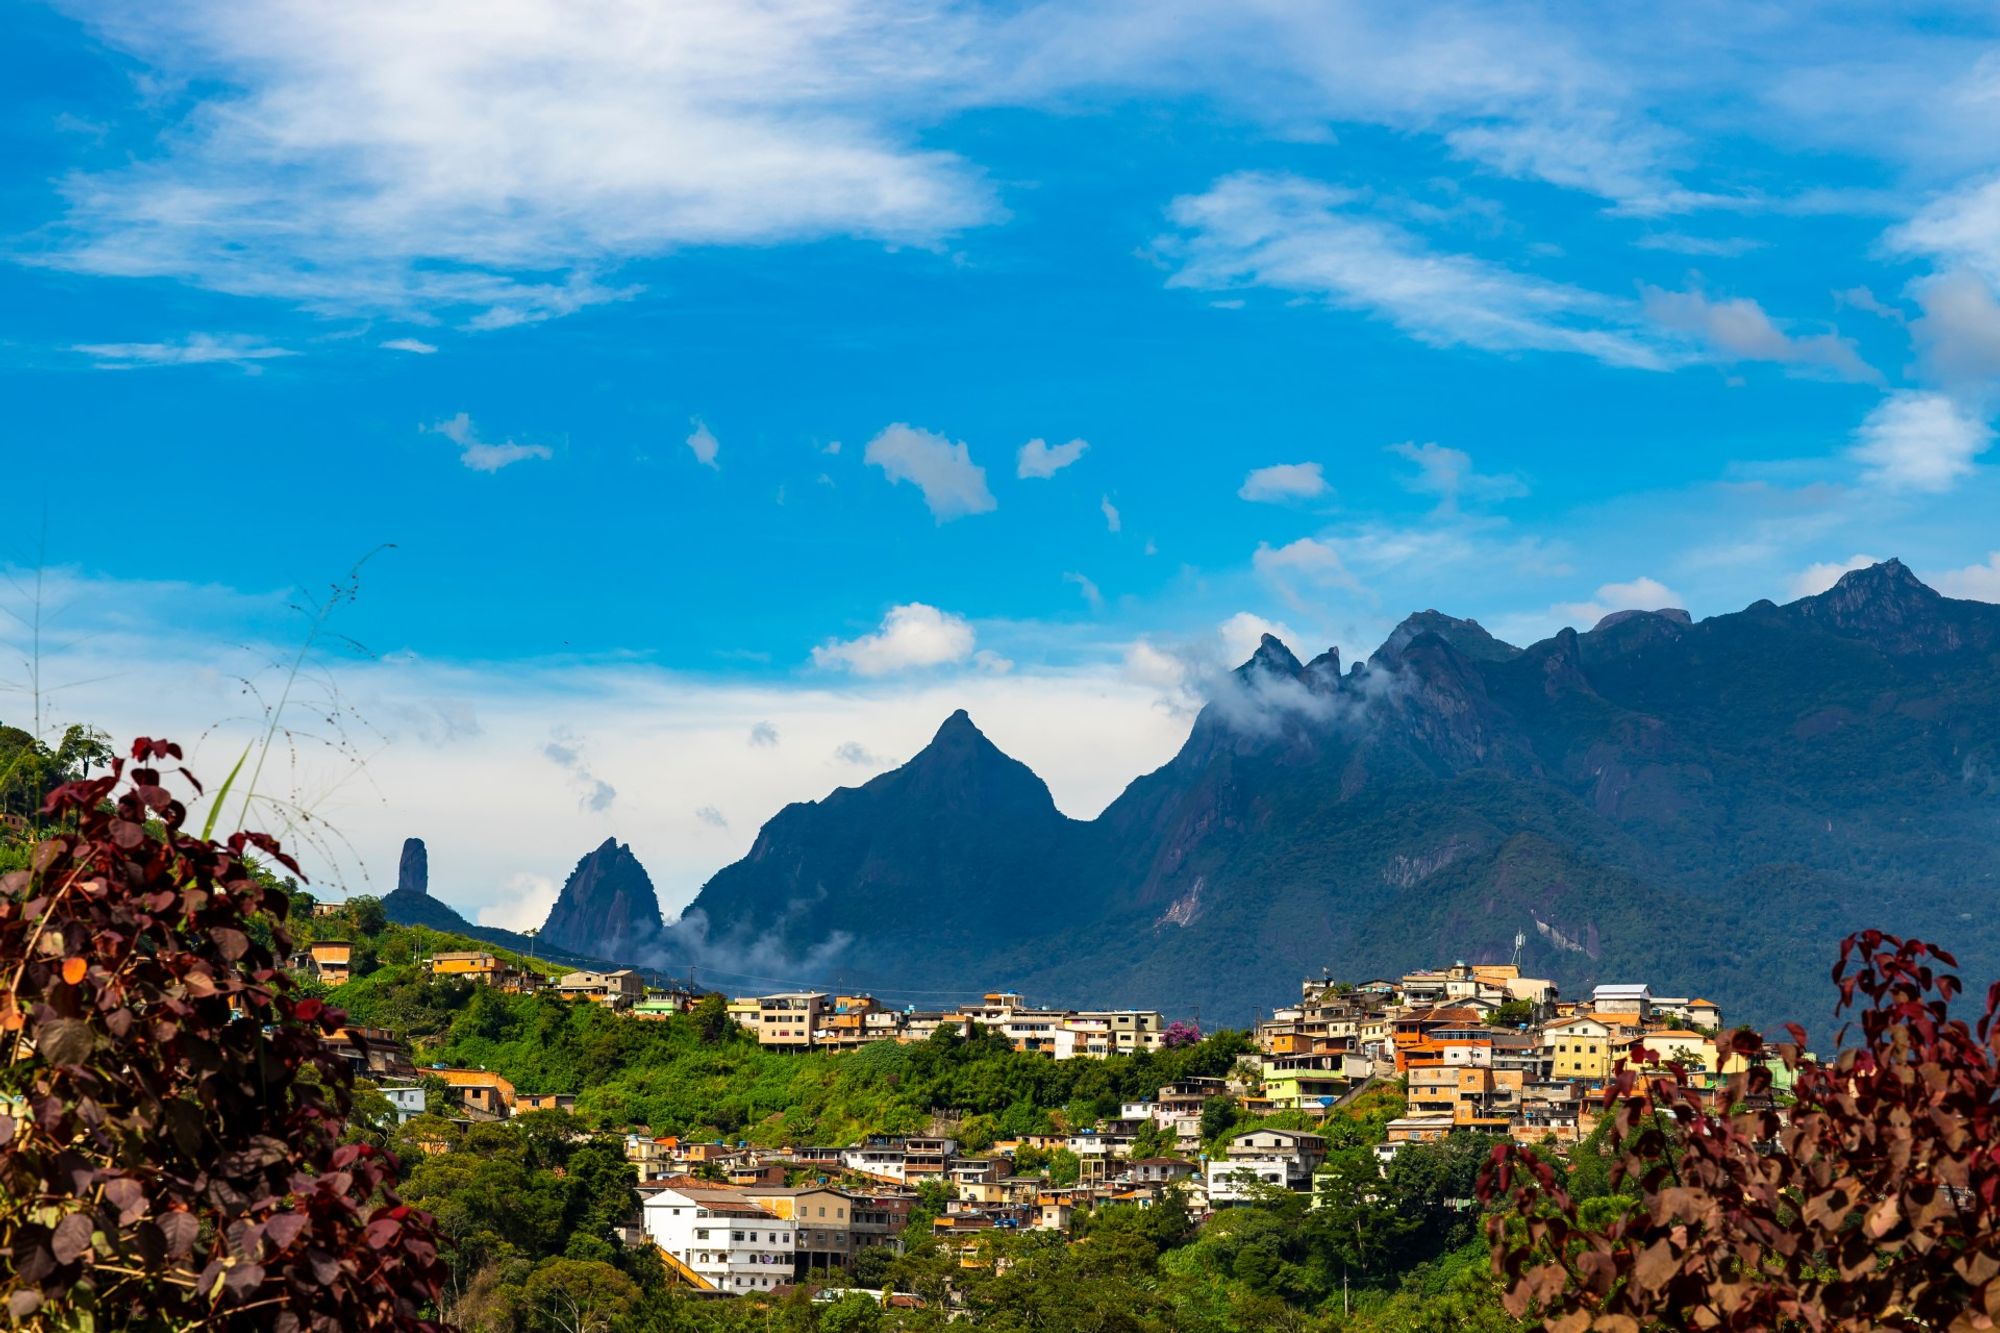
[642,1189,797,1294]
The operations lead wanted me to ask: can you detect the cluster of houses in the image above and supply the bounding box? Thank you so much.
[726,991,1168,1058]
[301,939,1761,1298]
[1251,962,1733,1156]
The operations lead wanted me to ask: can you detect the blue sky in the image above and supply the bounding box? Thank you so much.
[5,2,2000,925]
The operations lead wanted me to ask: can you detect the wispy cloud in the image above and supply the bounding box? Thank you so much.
[1100,495,1121,533]
[1640,287,1877,382]
[686,420,721,469]
[1018,437,1088,479]
[1063,571,1105,610]
[747,721,779,748]
[543,729,617,812]
[1162,172,1669,370]
[380,337,437,355]
[863,423,996,522]
[1238,461,1328,503]
[1389,442,1526,513]
[70,332,294,371]
[1850,392,1993,493]
[428,412,554,473]
[41,1,993,324]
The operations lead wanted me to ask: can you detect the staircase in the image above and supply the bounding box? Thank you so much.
[655,1244,716,1292]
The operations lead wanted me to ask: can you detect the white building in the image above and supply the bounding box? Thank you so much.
[840,1138,909,1183]
[1204,1128,1328,1207]
[642,1182,798,1295]
[379,1082,427,1123]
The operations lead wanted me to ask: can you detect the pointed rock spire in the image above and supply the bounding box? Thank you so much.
[540,837,666,963]
[396,837,428,897]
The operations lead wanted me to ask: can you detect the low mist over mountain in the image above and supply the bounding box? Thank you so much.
[634,560,1999,1031]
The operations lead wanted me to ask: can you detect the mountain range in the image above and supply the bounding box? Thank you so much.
[389,559,2000,1032]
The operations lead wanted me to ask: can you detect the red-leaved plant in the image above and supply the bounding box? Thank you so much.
[0,739,447,1330]
[1480,930,2000,1332]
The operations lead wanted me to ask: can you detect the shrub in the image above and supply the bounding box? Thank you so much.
[0,738,446,1330]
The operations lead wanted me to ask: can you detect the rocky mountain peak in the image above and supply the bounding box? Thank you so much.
[1372,610,1520,667]
[539,837,666,963]
[1796,558,1964,655]
[396,837,428,896]
[1239,633,1305,679]
[1591,607,1692,632]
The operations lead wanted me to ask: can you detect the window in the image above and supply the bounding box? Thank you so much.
[733,1232,744,1242]
[696,1229,708,1240]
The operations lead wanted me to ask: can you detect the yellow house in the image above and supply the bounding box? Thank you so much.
[308,941,353,985]
[1625,1029,1717,1073]
[435,1068,516,1117]
[1542,1015,1614,1081]
[429,950,500,979]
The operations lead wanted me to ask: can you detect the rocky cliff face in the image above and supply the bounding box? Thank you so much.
[397,837,428,897]
[667,561,2000,1029]
[540,838,668,962]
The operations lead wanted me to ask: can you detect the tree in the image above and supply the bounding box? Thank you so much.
[1162,1020,1202,1049]
[691,992,733,1045]
[348,894,389,937]
[1127,1118,1175,1162]
[1485,1000,1534,1028]
[1199,1095,1239,1143]
[520,1257,636,1333]
[0,738,446,1329]
[1482,929,2000,1331]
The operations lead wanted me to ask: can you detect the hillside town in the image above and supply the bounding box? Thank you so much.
[294,941,1758,1298]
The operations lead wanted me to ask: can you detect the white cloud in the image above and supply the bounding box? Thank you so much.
[1063,571,1105,611]
[1017,437,1088,479]
[477,872,559,932]
[428,412,553,473]
[1890,173,2000,286]
[1911,271,2000,388]
[43,1,993,324]
[1548,576,1683,630]
[747,721,780,748]
[1850,392,1993,493]
[693,805,729,829]
[381,337,437,354]
[863,423,996,522]
[1238,461,1328,503]
[833,740,881,766]
[543,730,617,812]
[4,568,1191,919]
[1932,551,2000,602]
[1389,442,1527,511]
[1217,611,1301,663]
[811,602,978,676]
[1788,554,1883,600]
[1640,287,1877,382]
[71,332,294,371]
[1162,172,1669,370]
[1100,495,1122,533]
[686,420,721,469]
[1252,537,1354,588]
